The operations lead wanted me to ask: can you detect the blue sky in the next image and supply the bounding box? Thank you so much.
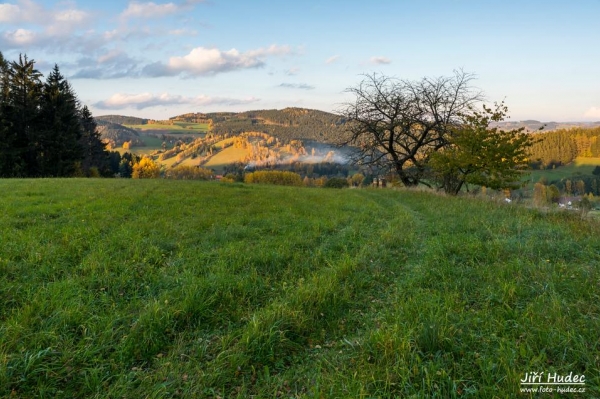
[1,0,599,121]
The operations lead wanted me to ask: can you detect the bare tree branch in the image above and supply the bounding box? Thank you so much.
[338,71,482,186]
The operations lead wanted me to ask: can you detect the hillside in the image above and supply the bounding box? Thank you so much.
[94,108,353,174]
[97,108,347,145]
[96,120,144,149]
[1,179,598,398]
[206,107,348,143]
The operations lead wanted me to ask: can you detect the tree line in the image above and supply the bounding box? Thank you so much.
[0,52,116,177]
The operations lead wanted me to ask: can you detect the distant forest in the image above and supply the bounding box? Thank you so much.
[528,127,600,168]
[95,115,149,125]
[207,108,348,143]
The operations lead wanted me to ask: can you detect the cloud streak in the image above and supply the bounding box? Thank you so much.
[325,55,340,64]
[279,83,314,90]
[94,92,260,110]
[370,56,391,65]
[120,1,180,19]
[119,0,207,19]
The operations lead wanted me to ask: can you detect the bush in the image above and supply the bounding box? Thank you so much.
[164,165,213,180]
[132,156,161,179]
[324,177,349,189]
[244,171,303,186]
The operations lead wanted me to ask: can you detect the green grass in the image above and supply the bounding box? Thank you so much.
[1,180,598,398]
[526,157,600,184]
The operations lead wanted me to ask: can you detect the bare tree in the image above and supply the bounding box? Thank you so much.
[339,70,483,186]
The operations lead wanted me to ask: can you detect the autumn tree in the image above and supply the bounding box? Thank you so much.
[339,71,482,186]
[164,165,213,180]
[132,156,161,178]
[350,172,365,187]
[429,102,536,195]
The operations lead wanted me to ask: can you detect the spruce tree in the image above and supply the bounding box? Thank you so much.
[39,65,83,176]
[6,54,43,176]
[79,105,108,175]
[0,51,14,176]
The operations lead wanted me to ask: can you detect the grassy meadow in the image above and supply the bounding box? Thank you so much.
[526,157,600,185]
[0,180,599,398]
[126,122,210,134]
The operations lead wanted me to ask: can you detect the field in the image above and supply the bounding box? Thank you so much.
[526,157,600,185]
[126,122,210,134]
[1,180,598,398]
[203,146,250,171]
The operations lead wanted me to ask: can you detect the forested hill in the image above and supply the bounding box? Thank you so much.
[96,121,143,149]
[96,115,149,125]
[205,108,348,143]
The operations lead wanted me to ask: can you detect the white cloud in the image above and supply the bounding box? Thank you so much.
[0,0,87,26]
[95,92,260,110]
[2,29,39,46]
[144,45,293,77]
[0,0,44,23]
[325,55,340,64]
[285,67,300,76]
[0,3,20,22]
[120,1,179,19]
[0,0,92,48]
[584,107,600,119]
[370,56,391,65]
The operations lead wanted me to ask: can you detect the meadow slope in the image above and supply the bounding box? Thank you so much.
[0,180,598,398]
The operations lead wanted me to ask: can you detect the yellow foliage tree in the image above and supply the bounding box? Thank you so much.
[132,156,161,179]
[164,165,213,180]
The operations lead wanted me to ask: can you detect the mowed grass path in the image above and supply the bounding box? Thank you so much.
[0,180,598,398]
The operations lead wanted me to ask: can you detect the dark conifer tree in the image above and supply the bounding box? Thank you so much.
[0,51,15,176]
[79,105,108,175]
[6,54,43,176]
[38,65,83,176]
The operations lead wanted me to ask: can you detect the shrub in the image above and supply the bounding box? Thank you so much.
[324,177,349,189]
[164,165,213,180]
[244,171,303,186]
